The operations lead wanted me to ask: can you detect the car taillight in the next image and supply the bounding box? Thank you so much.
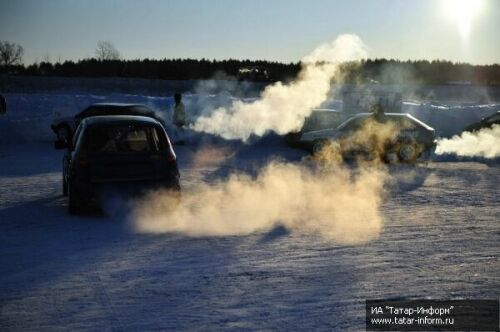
[163,133,177,162]
[167,148,176,162]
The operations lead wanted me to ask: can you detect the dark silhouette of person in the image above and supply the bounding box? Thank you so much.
[0,94,6,115]
[371,99,385,122]
[173,93,186,127]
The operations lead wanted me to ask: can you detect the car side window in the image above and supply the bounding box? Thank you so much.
[152,127,168,151]
[338,118,355,131]
[345,118,363,131]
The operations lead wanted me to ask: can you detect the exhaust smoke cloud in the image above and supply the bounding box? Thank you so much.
[132,162,387,244]
[435,124,500,158]
[191,34,367,141]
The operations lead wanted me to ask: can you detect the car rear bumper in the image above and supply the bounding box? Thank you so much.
[74,178,180,205]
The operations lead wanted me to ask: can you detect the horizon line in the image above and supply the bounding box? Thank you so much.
[17,57,500,67]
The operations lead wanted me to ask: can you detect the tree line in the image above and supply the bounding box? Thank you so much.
[0,40,499,85]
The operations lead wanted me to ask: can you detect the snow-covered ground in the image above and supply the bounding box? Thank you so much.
[0,92,499,330]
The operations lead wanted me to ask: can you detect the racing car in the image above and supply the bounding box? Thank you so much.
[298,112,436,163]
[51,103,163,143]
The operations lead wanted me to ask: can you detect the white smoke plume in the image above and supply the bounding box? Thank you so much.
[191,34,368,141]
[131,162,387,244]
[131,35,389,244]
[435,124,500,158]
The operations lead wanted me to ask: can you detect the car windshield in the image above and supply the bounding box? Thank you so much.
[336,116,366,131]
[86,125,164,153]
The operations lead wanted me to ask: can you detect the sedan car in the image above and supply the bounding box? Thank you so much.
[51,103,163,143]
[463,111,500,133]
[299,113,436,163]
[56,115,180,214]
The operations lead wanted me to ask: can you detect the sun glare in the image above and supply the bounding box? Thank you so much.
[442,0,484,39]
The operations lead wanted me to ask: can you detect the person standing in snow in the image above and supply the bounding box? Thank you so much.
[371,98,385,122]
[173,93,186,127]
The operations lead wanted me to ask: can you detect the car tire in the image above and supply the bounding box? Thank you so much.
[312,139,329,156]
[398,143,419,163]
[312,139,343,164]
[68,181,80,215]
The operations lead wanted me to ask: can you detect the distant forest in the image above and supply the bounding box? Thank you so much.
[1,58,499,85]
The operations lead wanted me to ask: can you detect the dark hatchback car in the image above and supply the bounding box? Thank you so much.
[56,115,180,214]
[51,103,163,143]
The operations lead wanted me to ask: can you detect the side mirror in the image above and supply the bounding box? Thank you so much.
[54,140,68,150]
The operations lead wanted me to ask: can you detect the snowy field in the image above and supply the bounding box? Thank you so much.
[0,91,499,330]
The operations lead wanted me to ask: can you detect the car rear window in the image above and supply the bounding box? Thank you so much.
[85,125,165,153]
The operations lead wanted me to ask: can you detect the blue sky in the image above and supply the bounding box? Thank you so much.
[1,0,499,65]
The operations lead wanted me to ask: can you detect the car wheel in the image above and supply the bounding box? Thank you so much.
[312,139,343,164]
[312,139,329,155]
[398,144,419,163]
[68,181,80,215]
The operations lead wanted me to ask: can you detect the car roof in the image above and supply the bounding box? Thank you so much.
[88,103,151,108]
[340,113,434,131]
[76,104,162,123]
[311,108,341,113]
[78,104,155,116]
[81,115,162,127]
